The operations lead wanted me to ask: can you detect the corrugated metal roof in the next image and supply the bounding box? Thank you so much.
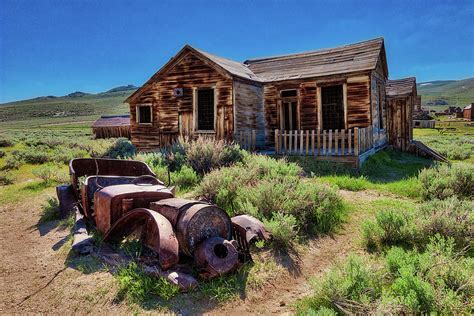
[244,38,385,82]
[93,115,130,127]
[386,77,417,96]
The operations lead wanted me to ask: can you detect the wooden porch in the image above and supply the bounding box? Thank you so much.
[232,127,382,168]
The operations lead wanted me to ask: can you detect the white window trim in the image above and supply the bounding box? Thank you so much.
[136,104,153,125]
[193,86,217,133]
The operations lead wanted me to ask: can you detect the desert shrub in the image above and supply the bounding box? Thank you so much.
[178,137,244,174]
[2,155,22,170]
[419,163,473,200]
[384,236,473,314]
[32,163,69,183]
[297,255,382,314]
[13,148,50,164]
[361,209,415,251]
[0,137,13,147]
[51,147,88,164]
[115,262,179,304]
[197,155,345,244]
[104,138,136,158]
[0,151,5,158]
[263,213,298,246]
[0,171,14,185]
[417,197,473,249]
[171,165,199,190]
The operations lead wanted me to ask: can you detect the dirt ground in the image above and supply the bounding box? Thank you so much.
[0,189,379,314]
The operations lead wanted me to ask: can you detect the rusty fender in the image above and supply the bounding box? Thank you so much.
[231,215,271,243]
[194,237,240,280]
[103,208,179,270]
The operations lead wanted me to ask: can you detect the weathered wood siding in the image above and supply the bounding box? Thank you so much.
[346,75,371,128]
[263,74,371,146]
[129,51,234,150]
[370,72,387,147]
[233,79,265,148]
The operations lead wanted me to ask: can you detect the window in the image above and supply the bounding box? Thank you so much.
[321,85,344,130]
[280,89,298,130]
[137,105,152,124]
[378,84,384,129]
[197,88,215,131]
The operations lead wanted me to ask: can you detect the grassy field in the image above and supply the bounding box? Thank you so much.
[0,104,473,313]
[417,77,474,110]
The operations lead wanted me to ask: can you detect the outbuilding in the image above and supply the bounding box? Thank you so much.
[92,115,131,139]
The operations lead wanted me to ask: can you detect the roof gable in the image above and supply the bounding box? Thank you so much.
[386,77,417,97]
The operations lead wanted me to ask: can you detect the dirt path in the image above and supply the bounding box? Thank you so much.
[213,190,377,315]
[0,187,379,314]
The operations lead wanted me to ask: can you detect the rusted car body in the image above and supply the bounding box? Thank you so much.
[59,158,270,288]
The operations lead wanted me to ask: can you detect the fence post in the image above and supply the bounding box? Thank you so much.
[252,130,256,151]
[275,129,279,154]
[300,130,304,155]
[354,127,359,156]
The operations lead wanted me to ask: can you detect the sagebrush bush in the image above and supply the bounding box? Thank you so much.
[171,165,199,190]
[164,137,245,174]
[419,163,473,200]
[297,255,382,314]
[2,155,21,170]
[0,150,5,158]
[32,163,69,183]
[104,138,136,158]
[0,171,14,185]
[13,148,50,164]
[263,213,298,246]
[197,155,345,245]
[418,197,473,249]
[0,137,13,147]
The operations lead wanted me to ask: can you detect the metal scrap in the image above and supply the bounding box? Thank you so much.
[194,237,240,280]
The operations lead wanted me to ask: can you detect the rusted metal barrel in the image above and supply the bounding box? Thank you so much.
[194,237,240,280]
[150,198,232,256]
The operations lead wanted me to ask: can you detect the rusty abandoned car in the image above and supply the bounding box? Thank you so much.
[56,158,270,290]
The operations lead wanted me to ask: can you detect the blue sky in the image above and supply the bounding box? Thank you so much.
[1,0,473,103]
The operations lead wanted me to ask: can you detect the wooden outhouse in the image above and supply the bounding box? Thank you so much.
[126,38,415,166]
[386,78,418,151]
[463,104,473,121]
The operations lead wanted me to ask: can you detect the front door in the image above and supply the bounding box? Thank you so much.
[321,85,345,130]
[282,101,298,130]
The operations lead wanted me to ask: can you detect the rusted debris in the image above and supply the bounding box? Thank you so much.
[143,265,198,292]
[72,208,94,255]
[58,158,273,288]
[149,198,204,226]
[175,203,233,256]
[194,237,240,280]
[94,184,173,234]
[103,208,179,270]
[56,184,76,219]
[231,215,271,243]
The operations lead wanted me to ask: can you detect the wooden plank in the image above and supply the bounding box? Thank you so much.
[328,130,333,155]
[284,131,288,153]
[322,130,326,155]
[275,129,279,154]
[305,130,309,155]
[354,127,359,156]
[348,129,352,155]
[311,130,315,156]
[289,130,292,154]
[317,129,320,155]
[252,130,256,151]
[293,131,298,155]
[335,129,339,156]
[300,130,304,154]
[341,130,345,156]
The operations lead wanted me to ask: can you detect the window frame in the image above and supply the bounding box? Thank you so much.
[136,104,153,125]
[279,89,300,131]
[193,86,217,133]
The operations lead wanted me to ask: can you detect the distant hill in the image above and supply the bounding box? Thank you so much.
[0,85,138,128]
[417,77,474,110]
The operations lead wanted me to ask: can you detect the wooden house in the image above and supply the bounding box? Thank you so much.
[126,38,416,166]
[92,115,131,139]
[463,104,473,121]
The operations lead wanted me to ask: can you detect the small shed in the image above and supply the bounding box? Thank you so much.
[463,104,473,121]
[386,77,418,151]
[92,115,131,139]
